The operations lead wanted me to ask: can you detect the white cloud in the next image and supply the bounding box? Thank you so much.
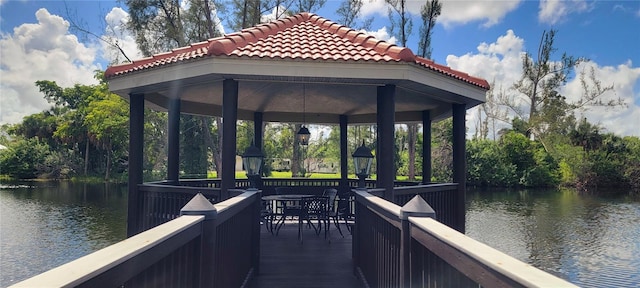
[0,8,99,125]
[439,0,522,28]
[560,61,640,137]
[538,0,591,25]
[446,30,640,138]
[102,7,143,64]
[261,6,290,23]
[447,29,524,92]
[360,0,388,18]
[362,0,521,28]
[447,30,525,138]
[361,27,397,44]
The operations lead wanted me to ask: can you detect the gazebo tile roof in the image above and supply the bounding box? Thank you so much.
[105,12,489,89]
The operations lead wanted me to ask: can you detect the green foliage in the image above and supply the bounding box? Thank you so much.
[500,131,536,176]
[40,148,83,179]
[466,139,517,187]
[180,115,208,179]
[0,138,50,179]
[432,119,452,182]
[466,131,560,187]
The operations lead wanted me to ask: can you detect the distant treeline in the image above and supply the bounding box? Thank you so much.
[0,74,638,193]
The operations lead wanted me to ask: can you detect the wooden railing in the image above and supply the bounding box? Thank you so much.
[352,189,578,288]
[393,183,459,229]
[133,179,460,234]
[135,182,223,232]
[12,191,261,288]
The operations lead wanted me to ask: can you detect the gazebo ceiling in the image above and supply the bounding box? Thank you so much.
[106,13,489,124]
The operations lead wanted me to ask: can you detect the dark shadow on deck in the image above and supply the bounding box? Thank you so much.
[249,221,362,288]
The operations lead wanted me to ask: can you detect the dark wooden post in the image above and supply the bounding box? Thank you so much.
[127,93,144,237]
[180,193,218,288]
[222,79,238,199]
[422,110,432,184]
[252,190,262,274]
[340,115,348,193]
[254,112,264,188]
[377,85,395,201]
[254,112,263,150]
[452,104,466,233]
[167,97,181,184]
[400,196,436,287]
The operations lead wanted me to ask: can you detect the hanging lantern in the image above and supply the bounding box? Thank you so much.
[297,125,311,145]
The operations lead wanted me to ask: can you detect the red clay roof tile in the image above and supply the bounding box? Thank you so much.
[104,12,489,90]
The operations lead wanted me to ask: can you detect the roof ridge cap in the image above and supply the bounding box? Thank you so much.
[308,14,415,62]
[207,13,312,56]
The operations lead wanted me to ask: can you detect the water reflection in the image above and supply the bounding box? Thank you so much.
[466,188,640,287]
[2,184,638,287]
[0,182,127,287]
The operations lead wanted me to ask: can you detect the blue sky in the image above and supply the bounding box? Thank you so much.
[1,0,639,137]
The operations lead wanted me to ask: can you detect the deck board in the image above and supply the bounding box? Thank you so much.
[248,220,362,288]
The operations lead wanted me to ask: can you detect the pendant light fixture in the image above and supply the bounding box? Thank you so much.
[297,83,310,145]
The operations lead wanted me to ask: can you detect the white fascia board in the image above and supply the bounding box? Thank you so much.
[108,57,486,101]
[404,64,487,104]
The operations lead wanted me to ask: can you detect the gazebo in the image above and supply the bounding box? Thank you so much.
[105,12,489,236]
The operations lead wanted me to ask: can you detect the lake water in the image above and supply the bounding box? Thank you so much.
[466,188,640,288]
[0,182,127,287]
[1,183,639,287]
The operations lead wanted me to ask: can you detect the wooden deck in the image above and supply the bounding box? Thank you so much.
[248,220,362,288]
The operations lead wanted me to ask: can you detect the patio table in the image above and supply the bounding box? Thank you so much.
[262,194,314,242]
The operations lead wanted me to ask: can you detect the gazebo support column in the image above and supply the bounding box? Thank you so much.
[167,98,181,184]
[254,112,263,150]
[221,79,238,199]
[127,93,144,237]
[254,111,264,188]
[339,115,348,194]
[377,85,395,201]
[452,103,466,233]
[422,110,432,184]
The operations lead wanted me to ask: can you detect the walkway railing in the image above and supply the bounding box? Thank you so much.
[132,179,461,235]
[12,190,261,288]
[353,189,578,288]
[393,183,459,228]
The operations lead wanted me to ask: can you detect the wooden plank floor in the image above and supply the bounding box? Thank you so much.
[248,220,362,288]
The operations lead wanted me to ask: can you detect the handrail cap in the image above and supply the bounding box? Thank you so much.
[181,193,218,219]
[400,195,435,220]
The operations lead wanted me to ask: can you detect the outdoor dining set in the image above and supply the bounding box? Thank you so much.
[260,188,355,243]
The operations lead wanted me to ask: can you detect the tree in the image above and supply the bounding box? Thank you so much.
[431,119,452,182]
[505,29,619,151]
[475,81,510,140]
[569,118,602,153]
[417,0,441,59]
[466,139,517,187]
[228,0,265,30]
[84,93,130,180]
[35,78,100,176]
[335,0,373,30]
[296,0,326,13]
[126,0,226,178]
[386,0,411,47]
[513,30,580,125]
[0,138,50,179]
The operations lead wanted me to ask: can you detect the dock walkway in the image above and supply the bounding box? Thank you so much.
[249,221,361,288]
